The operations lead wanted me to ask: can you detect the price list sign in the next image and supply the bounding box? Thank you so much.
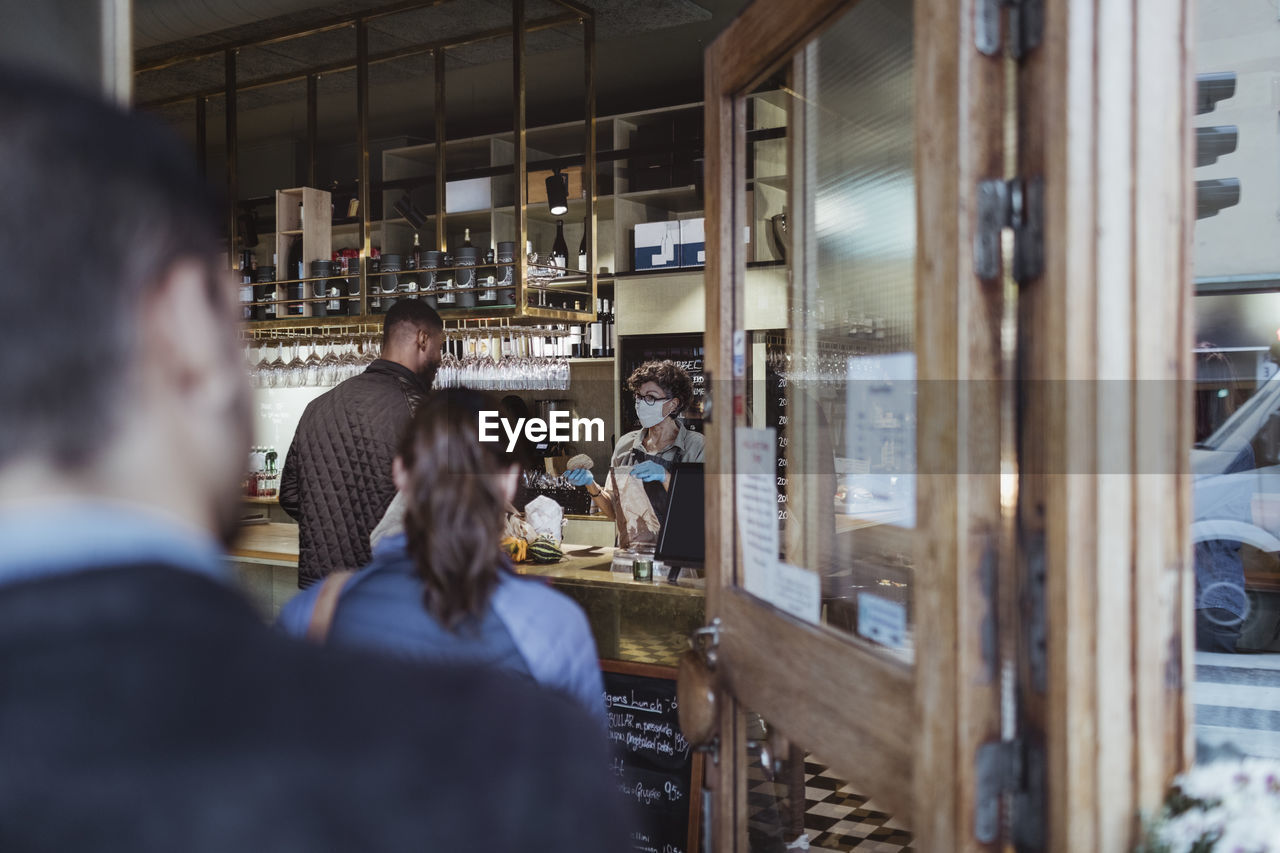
[601,661,702,853]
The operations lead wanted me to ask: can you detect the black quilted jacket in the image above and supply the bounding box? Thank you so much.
[280,359,428,586]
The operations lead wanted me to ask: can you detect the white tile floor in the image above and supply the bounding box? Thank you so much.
[1194,651,1280,759]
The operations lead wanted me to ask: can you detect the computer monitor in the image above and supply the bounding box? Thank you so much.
[656,462,705,581]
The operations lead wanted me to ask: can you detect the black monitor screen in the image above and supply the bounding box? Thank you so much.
[656,462,705,570]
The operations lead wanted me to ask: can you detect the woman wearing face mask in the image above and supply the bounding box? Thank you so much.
[566,360,704,522]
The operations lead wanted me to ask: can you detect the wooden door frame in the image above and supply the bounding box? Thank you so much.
[703,0,1194,850]
[1015,0,1195,850]
[703,0,1007,849]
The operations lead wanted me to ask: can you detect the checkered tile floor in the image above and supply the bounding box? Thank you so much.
[747,759,913,852]
[616,628,690,667]
[611,638,913,851]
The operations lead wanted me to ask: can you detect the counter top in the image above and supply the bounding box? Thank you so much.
[229,523,704,596]
[514,545,705,597]
[231,522,300,562]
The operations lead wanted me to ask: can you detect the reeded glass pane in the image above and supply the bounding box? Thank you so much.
[1191,1,1280,760]
[738,0,916,661]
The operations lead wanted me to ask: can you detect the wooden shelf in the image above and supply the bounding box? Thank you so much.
[615,184,702,210]
[234,100,788,326]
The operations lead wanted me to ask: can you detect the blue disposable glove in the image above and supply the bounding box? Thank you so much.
[565,467,596,488]
[630,460,667,483]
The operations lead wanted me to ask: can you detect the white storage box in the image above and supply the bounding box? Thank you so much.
[633,220,680,271]
[679,217,705,268]
[445,177,492,213]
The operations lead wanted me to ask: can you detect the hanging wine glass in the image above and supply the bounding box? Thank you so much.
[303,338,323,387]
[267,340,288,389]
[319,340,340,386]
[286,338,307,388]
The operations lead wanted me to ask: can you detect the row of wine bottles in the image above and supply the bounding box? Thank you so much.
[528,297,615,359]
[549,217,588,274]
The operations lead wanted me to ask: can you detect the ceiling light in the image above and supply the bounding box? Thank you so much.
[545,168,569,215]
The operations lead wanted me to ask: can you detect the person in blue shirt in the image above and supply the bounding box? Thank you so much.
[280,388,606,723]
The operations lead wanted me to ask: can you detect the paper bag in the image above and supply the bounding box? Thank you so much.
[610,465,661,550]
[523,495,564,544]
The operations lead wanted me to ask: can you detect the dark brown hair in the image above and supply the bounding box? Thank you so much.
[626,360,695,416]
[398,388,516,631]
[0,64,224,470]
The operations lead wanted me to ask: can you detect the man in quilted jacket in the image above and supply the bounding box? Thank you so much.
[280,299,443,587]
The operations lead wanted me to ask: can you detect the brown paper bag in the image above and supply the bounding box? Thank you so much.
[610,465,660,550]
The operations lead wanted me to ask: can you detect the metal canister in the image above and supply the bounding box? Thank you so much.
[309,260,332,317]
[455,246,478,308]
[344,260,361,316]
[496,241,516,305]
[253,265,277,321]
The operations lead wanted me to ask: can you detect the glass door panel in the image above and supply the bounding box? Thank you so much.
[735,0,917,662]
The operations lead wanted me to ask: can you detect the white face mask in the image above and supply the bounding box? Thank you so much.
[635,396,669,429]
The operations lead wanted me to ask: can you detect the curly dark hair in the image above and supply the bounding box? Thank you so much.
[626,360,695,416]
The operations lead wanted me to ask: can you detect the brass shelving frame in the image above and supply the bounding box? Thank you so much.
[137,0,597,329]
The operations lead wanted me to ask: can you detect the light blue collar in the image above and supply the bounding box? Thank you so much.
[0,500,229,589]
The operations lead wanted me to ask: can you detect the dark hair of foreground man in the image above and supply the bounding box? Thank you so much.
[0,66,629,852]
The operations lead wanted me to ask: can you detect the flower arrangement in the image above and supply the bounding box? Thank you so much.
[1136,758,1280,852]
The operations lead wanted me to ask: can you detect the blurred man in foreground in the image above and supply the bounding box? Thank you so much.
[0,66,627,852]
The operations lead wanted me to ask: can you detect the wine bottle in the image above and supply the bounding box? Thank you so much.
[577,218,587,273]
[570,302,584,358]
[551,219,568,277]
[463,227,474,248]
[590,297,604,357]
[568,325,582,359]
[411,232,422,270]
[603,297,615,356]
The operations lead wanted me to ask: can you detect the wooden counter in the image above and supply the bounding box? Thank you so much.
[229,523,703,664]
[231,522,301,563]
[230,523,703,596]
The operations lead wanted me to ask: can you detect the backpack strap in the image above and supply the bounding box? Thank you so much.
[305,570,356,644]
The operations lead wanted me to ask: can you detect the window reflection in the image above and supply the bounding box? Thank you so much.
[1192,0,1280,760]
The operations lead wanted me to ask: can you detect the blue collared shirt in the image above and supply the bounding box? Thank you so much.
[0,500,228,590]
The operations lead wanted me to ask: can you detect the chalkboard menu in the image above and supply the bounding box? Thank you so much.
[619,333,706,434]
[602,660,702,853]
[764,337,791,536]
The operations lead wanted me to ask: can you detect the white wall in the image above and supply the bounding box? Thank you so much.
[1195,0,1280,278]
[252,386,327,460]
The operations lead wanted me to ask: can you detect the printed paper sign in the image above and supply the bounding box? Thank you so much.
[844,352,917,528]
[735,426,779,600]
[857,592,907,648]
[770,562,821,624]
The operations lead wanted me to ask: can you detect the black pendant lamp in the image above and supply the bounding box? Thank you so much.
[545,168,569,215]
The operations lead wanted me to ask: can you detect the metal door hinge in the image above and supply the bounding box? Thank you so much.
[976,0,1044,59]
[975,738,1045,849]
[975,177,1044,285]
[691,618,722,669]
